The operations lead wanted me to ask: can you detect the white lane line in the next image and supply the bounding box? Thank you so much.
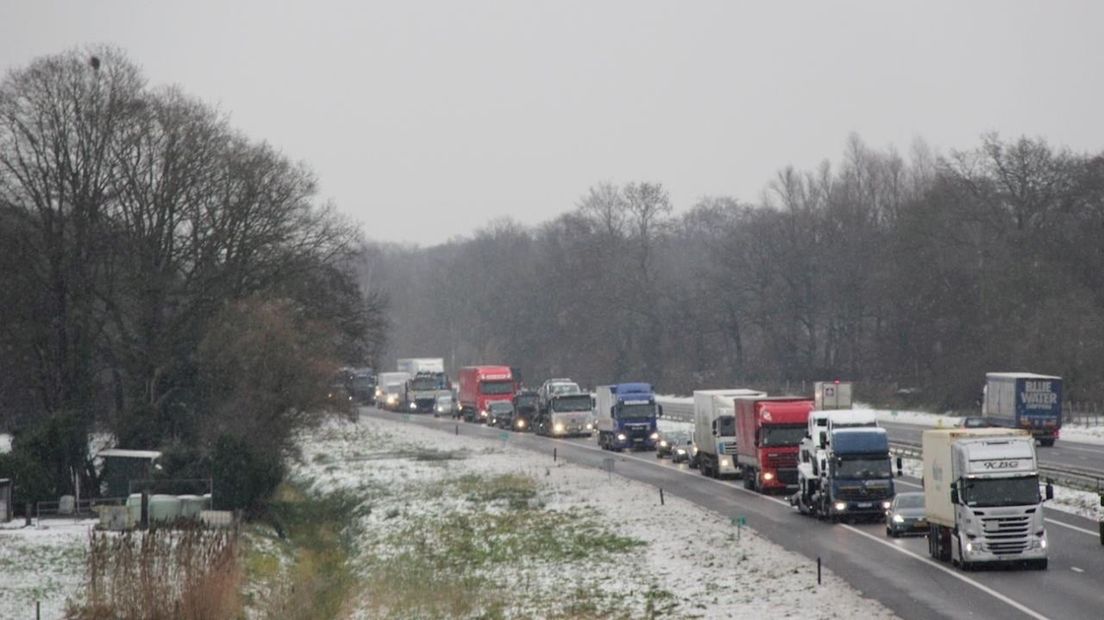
[403,414,1053,620]
[895,475,1101,538]
[1071,566,1084,573]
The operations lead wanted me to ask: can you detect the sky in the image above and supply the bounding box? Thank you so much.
[3,1,1103,245]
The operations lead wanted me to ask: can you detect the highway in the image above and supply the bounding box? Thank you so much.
[362,407,1104,620]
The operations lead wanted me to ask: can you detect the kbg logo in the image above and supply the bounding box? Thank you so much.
[982,460,1020,470]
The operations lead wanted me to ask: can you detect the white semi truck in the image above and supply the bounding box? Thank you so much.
[691,389,766,478]
[922,428,1052,570]
[396,358,449,413]
[376,371,412,411]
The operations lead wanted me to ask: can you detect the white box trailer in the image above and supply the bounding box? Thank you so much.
[922,428,1050,570]
[691,389,766,478]
[814,381,852,410]
[396,358,445,375]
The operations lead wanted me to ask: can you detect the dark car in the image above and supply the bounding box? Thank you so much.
[488,401,517,429]
[512,390,539,431]
[885,492,926,537]
[959,416,994,429]
[657,430,692,462]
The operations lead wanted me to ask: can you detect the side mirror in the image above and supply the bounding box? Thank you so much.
[1045,482,1054,502]
[658,405,664,417]
[896,456,903,477]
[950,485,959,505]
[610,406,615,416]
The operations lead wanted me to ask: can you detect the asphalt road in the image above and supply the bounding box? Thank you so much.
[362,407,1104,620]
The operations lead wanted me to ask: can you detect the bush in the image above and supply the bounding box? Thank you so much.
[210,434,284,515]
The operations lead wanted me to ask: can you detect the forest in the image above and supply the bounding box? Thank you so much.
[364,134,1104,411]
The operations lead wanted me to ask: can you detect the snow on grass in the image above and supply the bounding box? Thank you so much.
[291,414,897,619]
[1054,423,1104,446]
[0,519,94,619]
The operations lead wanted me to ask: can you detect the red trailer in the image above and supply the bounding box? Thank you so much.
[734,396,814,493]
[458,365,515,424]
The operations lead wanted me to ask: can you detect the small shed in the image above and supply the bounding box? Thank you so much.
[0,478,12,522]
[97,449,162,499]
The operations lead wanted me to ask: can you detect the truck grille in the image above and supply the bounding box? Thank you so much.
[777,468,798,485]
[981,516,1031,555]
[835,485,892,500]
[765,453,796,467]
[415,398,436,411]
[718,442,739,455]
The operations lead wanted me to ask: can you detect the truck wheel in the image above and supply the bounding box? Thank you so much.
[1039,439,1055,447]
[743,471,754,490]
[1031,559,1048,570]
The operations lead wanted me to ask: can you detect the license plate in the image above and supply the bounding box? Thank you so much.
[857,502,872,508]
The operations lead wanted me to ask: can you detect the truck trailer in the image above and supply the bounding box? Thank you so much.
[595,383,661,451]
[982,372,1063,446]
[458,366,516,423]
[814,381,853,410]
[734,396,814,492]
[922,428,1051,570]
[690,389,766,478]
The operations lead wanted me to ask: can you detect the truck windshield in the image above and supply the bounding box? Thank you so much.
[832,457,892,479]
[714,416,735,436]
[480,380,514,395]
[760,425,807,447]
[516,395,538,410]
[553,395,592,412]
[410,377,439,391]
[618,404,656,419]
[961,476,1040,507]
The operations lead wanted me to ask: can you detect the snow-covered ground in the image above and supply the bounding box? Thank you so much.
[293,415,896,619]
[0,519,94,619]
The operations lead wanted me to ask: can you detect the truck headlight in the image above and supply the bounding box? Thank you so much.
[554,423,565,433]
[516,419,526,428]
[480,410,488,417]
[617,433,627,441]
[965,542,974,553]
[892,514,904,523]
[409,402,417,409]
[834,502,847,512]
[1039,538,1047,550]
[649,432,659,440]
[659,440,668,447]
[762,471,775,481]
[586,422,594,430]
[882,501,892,510]
[676,448,687,455]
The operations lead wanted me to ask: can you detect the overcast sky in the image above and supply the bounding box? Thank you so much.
[3,1,1103,245]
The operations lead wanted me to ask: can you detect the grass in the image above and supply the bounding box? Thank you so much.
[355,473,651,619]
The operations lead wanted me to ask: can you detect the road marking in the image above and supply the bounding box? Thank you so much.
[385,411,1053,620]
[1071,566,1084,573]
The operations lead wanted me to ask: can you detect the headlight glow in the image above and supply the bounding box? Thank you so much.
[659,440,668,447]
[892,514,904,523]
[649,432,659,440]
[409,402,417,409]
[882,501,892,510]
[965,542,973,553]
[676,449,687,455]
[517,419,526,428]
[480,410,488,417]
[554,423,565,433]
[762,471,775,481]
[834,501,847,512]
[617,433,627,441]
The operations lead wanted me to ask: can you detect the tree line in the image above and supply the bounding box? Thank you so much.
[365,134,1104,411]
[0,48,387,511]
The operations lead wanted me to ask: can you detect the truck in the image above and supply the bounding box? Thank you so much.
[595,383,661,451]
[922,428,1052,570]
[982,373,1063,447]
[535,391,594,437]
[793,410,878,511]
[691,389,766,478]
[511,389,539,431]
[403,371,451,413]
[348,368,377,404]
[538,378,581,413]
[458,366,516,423]
[814,381,852,410]
[375,371,411,411]
[734,396,814,492]
[792,425,894,521]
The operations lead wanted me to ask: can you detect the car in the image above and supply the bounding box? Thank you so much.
[885,492,926,537]
[657,430,692,461]
[958,416,994,429]
[487,401,516,428]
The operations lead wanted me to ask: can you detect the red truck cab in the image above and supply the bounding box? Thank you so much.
[735,397,814,493]
[458,365,516,423]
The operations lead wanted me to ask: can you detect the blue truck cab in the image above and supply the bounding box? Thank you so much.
[595,383,661,451]
[817,427,895,521]
[982,372,1063,446]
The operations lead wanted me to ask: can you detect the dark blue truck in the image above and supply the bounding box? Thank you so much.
[982,372,1063,447]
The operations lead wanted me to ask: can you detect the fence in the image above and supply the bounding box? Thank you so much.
[1064,401,1104,426]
